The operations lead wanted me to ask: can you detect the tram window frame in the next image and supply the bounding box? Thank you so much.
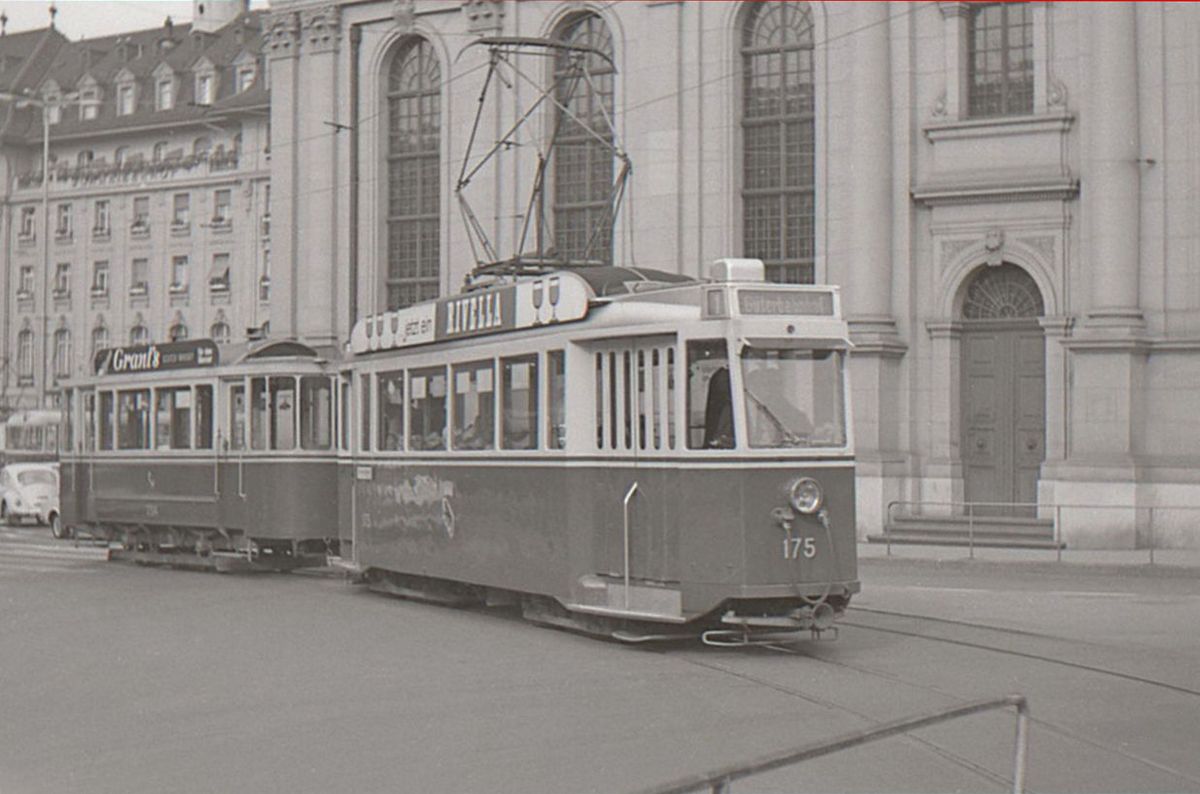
[547,350,566,450]
[228,382,247,451]
[250,377,268,450]
[451,360,495,451]
[338,372,352,452]
[249,376,298,451]
[83,390,96,451]
[377,370,405,452]
[408,366,447,452]
[687,339,734,450]
[195,384,214,450]
[154,386,193,450]
[501,355,538,451]
[98,390,115,450]
[300,375,333,451]
[117,388,152,450]
[359,373,372,453]
[63,388,76,453]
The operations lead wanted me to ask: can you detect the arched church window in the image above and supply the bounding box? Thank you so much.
[962,263,1043,319]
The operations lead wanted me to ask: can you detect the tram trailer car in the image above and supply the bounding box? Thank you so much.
[59,339,341,571]
[346,258,859,643]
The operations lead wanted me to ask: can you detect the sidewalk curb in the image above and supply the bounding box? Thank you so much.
[859,553,1199,578]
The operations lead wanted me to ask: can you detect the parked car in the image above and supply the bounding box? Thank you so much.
[0,463,62,537]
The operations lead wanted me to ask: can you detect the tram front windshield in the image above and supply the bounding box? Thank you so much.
[740,346,846,449]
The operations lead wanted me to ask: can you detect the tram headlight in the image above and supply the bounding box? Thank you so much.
[786,477,823,514]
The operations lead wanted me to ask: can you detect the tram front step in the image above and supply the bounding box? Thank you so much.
[575,575,682,617]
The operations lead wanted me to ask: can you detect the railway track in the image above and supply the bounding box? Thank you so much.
[649,604,1200,792]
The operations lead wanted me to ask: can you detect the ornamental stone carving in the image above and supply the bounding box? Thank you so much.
[393,0,417,33]
[939,238,974,268]
[1019,235,1056,263]
[463,0,505,34]
[267,11,300,54]
[302,5,340,53]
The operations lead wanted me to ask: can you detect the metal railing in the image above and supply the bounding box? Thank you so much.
[884,500,1200,564]
[637,694,1029,794]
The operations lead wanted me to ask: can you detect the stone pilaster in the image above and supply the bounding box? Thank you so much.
[267,10,300,340]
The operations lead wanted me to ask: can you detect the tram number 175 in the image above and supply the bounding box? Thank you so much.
[783,537,817,560]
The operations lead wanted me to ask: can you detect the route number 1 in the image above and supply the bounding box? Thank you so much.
[783,537,817,559]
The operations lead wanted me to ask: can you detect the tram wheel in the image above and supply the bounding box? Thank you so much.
[49,513,69,540]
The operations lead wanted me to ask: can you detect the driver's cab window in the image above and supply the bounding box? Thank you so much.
[687,339,733,449]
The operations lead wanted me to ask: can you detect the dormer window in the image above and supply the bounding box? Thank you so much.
[79,88,100,121]
[118,84,135,115]
[46,99,61,125]
[236,65,255,93]
[196,73,214,105]
[156,78,174,111]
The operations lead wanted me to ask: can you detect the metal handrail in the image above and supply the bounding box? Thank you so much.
[636,694,1030,794]
[884,499,1200,563]
[623,481,639,609]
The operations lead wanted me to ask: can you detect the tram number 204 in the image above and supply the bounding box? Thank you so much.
[782,537,817,560]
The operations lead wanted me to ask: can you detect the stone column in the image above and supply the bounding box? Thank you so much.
[1084,3,1143,331]
[844,3,906,538]
[266,10,300,340]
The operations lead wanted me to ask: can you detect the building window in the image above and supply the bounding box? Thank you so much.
[94,200,110,236]
[196,73,213,105]
[118,84,135,115]
[210,321,231,344]
[19,207,35,239]
[172,193,190,227]
[741,1,815,284]
[130,324,149,345]
[237,66,256,93]
[54,263,70,296]
[114,146,128,166]
[18,265,34,297]
[212,189,231,225]
[91,326,110,355]
[552,12,615,266]
[385,37,441,310]
[17,330,34,381]
[193,137,211,158]
[77,150,94,167]
[53,329,71,378]
[132,196,150,231]
[168,323,188,342]
[55,203,73,238]
[46,100,61,125]
[209,253,231,292]
[968,3,1033,118]
[157,78,174,111]
[130,258,149,293]
[171,255,189,290]
[153,141,168,162]
[92,261,109,295]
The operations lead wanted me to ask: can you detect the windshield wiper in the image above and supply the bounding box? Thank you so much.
[744,388,806,446]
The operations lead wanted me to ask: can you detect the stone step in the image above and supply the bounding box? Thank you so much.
[866,532,1065,549]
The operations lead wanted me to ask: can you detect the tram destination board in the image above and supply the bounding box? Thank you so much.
[738,289,834,317]
[93,339,219,376]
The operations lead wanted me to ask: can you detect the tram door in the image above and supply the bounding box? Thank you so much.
[218,378,249,530]
[592,336,678,584]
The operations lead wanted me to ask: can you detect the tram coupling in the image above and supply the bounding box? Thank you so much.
[701,603,840,647]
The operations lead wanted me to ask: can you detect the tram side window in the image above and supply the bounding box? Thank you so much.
[117,389,151,450]
[250,377,268,450]
[99,391,115,450]
[339,373,351,452]
[409,367,447,451]
[63,389,75,452]
[154,387,192,449]
[228,383,246,450]
[377,370,404,451]
[452,361,495,451]
[195,385,214,449]
[300,376,332,450]
[83,391,96,451]
[249,376,297,450]
[501,356,538,450]
[360,373,371,452]
[687,339,734,449]
[548,350,566,450]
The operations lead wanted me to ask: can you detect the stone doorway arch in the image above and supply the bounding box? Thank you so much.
[959,263,1046,515]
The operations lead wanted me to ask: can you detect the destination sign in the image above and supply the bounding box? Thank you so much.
[93,339,219,376]
[738,289,835,317]
[351,272,591,354]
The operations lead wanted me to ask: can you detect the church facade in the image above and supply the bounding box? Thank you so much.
[264,0,1200,548]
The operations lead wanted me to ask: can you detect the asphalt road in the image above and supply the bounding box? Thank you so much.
[1,527,1198,794]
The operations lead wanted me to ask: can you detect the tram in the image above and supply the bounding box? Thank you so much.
[1,408,62,464]
[58,338,341,570]
[345,258,859,643]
